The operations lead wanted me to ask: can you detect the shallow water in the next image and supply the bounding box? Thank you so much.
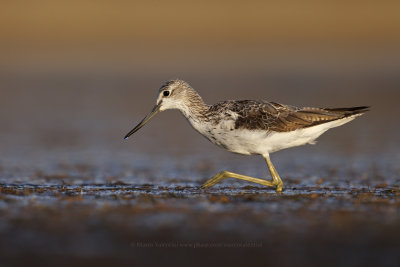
[1,180,400,266]
[1,149,400,266]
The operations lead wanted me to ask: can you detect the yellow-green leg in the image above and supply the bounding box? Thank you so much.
[200,155,283,193]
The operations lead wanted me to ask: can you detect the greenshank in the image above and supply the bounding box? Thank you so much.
[124,80,368,192]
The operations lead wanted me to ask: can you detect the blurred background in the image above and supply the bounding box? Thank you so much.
[1,0,399,159]
[1,1,400,266]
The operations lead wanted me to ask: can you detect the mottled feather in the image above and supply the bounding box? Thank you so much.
[207,100,368,132]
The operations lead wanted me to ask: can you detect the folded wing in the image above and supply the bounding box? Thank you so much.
[232,100,369,132]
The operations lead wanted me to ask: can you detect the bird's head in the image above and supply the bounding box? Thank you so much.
[124,79,193,140]
[155,79,193,111]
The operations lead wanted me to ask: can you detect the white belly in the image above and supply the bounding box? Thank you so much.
[190,116,356,156]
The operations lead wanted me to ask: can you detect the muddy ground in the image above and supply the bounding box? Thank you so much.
[1,172,400,266]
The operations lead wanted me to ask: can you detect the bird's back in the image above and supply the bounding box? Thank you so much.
[207,100,368,133]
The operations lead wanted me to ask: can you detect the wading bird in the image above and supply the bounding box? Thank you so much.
[124,80,368,192]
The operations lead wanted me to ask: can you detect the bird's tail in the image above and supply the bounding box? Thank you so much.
[324,106,370,117]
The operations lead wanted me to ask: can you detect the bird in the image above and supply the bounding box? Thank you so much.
[124,79,368,192]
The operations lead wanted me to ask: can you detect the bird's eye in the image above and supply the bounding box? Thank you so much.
[163,90,170,97]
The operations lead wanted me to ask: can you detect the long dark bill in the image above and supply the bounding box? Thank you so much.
[124,104,161,140]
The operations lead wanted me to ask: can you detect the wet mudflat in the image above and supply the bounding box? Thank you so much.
[1,161,400,267]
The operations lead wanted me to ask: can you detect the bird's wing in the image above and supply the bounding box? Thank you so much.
[231,101,368,132]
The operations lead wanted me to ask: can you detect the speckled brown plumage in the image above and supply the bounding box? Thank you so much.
[207,100,369,132]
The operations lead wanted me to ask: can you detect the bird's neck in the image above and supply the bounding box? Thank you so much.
[178,90,209,122]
